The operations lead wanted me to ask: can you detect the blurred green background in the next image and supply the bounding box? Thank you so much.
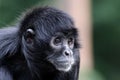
[0,0,48,27]
[93,0,120,80]
[0,0,120,80]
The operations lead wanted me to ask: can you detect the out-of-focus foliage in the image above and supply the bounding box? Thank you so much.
[0,0,47,27]
[93,0,120,80]
[80,69,105,80]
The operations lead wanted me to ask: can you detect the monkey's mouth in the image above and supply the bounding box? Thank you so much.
[48,57,75,72]
[54,60,73,72]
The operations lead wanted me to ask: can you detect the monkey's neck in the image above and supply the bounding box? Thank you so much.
[26,59,58,80]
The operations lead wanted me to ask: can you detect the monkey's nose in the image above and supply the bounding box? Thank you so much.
[63,50,71,57]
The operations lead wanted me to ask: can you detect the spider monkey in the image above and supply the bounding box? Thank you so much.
[0,7,80,80]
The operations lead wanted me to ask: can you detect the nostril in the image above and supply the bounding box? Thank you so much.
[64,51,70,56]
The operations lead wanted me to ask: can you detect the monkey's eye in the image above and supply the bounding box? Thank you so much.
[68,37,74,45]
[54,37,62,45]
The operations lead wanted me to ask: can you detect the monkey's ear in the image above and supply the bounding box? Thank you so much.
[24,28,35,44]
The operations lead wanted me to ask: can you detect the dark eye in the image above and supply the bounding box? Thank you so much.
[68,37,74,45]
[54,37,62,45]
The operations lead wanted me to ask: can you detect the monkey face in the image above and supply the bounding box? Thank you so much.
[46,32,76,72]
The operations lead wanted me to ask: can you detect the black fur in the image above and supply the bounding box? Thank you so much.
[0,7,80,80]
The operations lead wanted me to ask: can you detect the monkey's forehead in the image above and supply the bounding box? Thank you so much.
[35,28,78,43]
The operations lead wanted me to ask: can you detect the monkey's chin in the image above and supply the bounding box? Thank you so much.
[57,65,72,72]
[55,63,73,72]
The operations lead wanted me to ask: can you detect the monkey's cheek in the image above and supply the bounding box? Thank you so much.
[70,58,75,65]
